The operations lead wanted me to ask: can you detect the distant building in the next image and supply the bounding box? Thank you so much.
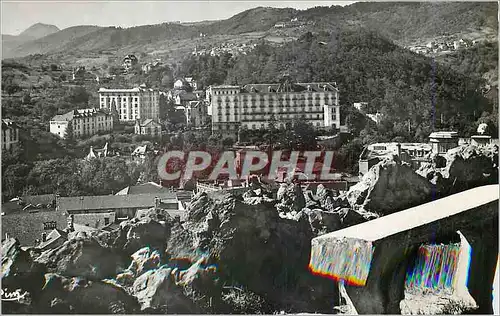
[141,59,162,74]
[57,193,179,229]
[185,100,209,128]
[116,182,186,216]
[99,87,160,122]
[274,22,286,28]
[2,119,19,151]
[366,112,383,125]
[50,108,113,139]
[429,131,459,155]
[72,66,86,81]
[358,142,432,176]
[134,119,162,136]
[353,102,368,112]
[206,80,341,137]
[85,142,109,160]
[173,90,198,106]
[132,144,148,159]
[173,77,198,91]
[122,54,138,70]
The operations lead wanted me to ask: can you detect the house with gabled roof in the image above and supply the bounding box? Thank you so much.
[134,118,162,136]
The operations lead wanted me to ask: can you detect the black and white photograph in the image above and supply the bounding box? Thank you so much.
[1,0,499,314]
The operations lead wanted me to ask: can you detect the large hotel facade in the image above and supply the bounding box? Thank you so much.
[98,87,160,122]
[50,108,114,139]
[206,81,341,136]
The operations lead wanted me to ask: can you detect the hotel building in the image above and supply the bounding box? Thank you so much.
[50,108,114,139]
[98,87,160,122]
[206,81,340,136]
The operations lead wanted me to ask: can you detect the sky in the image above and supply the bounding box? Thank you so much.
[1,1,355,35]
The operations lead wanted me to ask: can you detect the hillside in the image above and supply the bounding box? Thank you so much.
[2,2,496,60]
[204,6,296,35]
[179,28,496,141]
[2,23,60,56]
[3,25,104,58]
[339,2,497,44]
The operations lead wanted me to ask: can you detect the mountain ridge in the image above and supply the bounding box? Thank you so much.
[1,2,497,59]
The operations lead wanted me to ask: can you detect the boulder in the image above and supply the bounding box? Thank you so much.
[132,266,200,313]
[276,182,306,213]
[127,247,162,277]
[35,273,139,313]
[345,156,433,215]
[35,238,126,280]
[113,208,173,255]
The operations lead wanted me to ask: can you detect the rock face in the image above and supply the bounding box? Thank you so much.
[132,266,200,313]
[417,144,499,195]
[35,273,139,314]
[35,238,126,280]
[345,156,433,215]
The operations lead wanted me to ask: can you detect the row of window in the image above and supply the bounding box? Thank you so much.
[213,90,238,95]
[2,132,18,143]
[216,99,336,105]
[212,120,324,131]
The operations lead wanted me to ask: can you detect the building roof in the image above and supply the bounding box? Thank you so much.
[212,82,339,93]
[37,228,68,250]
[51,108,110,122]
[210,85,241,89]
[132,144,148,156]
[429,131,458,140]
[2,210,67,246]
[99,87,158,93]
[2,119,19,130]
[115,182,174,195]
[57,193,178,213]
[4,194,56,215]
[137,119,161,127]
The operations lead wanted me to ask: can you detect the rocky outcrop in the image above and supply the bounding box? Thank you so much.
[417,144,499,195]
[35,273,139,314]
[35,238,126,280]
[345,156,433,215]
[163,192,337,313]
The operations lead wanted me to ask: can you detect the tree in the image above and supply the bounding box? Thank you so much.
[222,137,234,148]
[63,121,76,146]
[3,79,21,95]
